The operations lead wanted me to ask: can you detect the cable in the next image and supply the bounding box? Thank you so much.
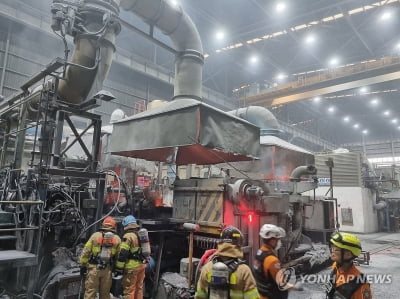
[186,135,253,180]
[73,169,121,246]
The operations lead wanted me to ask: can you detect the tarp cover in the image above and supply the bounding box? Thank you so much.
[215,135,314,180]
[109,98,260,165]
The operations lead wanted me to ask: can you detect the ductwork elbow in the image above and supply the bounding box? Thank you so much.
[120,0,204,100]
[57,1,121,104]
[373,201,387,210]
[227,106,280,136]
[290,165,317,181]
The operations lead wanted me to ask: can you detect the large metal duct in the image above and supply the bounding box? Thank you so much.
[290,165,318,181]
[57,0,203,103]
[56,0,121,104]
[228,106,280,136]
[109,1,259,164]
[119,0,204,100]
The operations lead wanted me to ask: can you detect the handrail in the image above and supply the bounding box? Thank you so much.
[0,200,43,204]
[0,226,40,232]
[242,55,400,99]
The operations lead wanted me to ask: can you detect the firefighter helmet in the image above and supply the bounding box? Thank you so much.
[220,226,243,246]
[122,215,137,227]
[330,232,362,257]
[259,224,286,240]
[101,217,116,231]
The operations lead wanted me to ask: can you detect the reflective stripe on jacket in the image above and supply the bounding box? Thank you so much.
[195,243,260,299]
[116,231,143,270]
[79,231,121,266]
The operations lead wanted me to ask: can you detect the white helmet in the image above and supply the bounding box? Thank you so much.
[259,224,286,239]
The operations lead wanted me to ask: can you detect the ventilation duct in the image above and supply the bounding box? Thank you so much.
[109,0,260,164]
[119,0,204,100]
[228,106,281,136]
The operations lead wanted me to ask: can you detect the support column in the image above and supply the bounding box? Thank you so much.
[0,23,11,95]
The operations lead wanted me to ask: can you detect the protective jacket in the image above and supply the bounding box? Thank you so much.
[326,262,372,299]
[80,230,121,267]
[195,243,260,299]
[115,229,143,270]
[79,230,121,299]
[253,244,288,299]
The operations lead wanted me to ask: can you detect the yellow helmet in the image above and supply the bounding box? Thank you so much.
[330,232,362,257]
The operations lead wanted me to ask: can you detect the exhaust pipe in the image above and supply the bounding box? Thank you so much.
[228,106,280,136]
[119,0,204,100]
[55,0,121,104]
[54,0,203,103]
[290,165,317,181]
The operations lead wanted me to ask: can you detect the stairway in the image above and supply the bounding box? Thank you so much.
[0,211,17,250]
[0,200,43,298]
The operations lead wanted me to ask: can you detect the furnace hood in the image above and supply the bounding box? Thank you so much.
[109,99,260,165]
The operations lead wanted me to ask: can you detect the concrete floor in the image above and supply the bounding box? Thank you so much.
[288,232,400,299]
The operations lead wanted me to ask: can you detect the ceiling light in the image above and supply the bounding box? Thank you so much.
[328,106,335,113]
[383,110,391,116]
[329,57,339,67]
[276,73,287,80]
[398,126,400,130]
[343,116,350,122]
[362,129,368,135]
[249,55,259,64]
[370,98,379,106]
[359,87,368,94]
[169,0,179,7]
[380,11,392,21]
[392,119,398,124]
[216,31,225,40]
[305,34,315,44]
[276,2,286,13]
[313,96,321,103]
[353,124,360,129]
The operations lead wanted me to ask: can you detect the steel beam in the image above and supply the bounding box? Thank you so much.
[245,61,400,107]
[0,22,11,95]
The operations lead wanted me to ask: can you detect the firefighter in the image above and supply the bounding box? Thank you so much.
[115,215,147,299]
[195,225,260,299]
[327,232,372,299]
[79,216,121,299]
[253,224,302,299]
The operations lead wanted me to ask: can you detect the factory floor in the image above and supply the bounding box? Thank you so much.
[288,231,400,299]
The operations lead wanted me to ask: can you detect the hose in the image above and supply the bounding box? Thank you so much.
[73,169,122,246]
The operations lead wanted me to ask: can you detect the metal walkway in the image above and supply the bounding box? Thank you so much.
[244,56,400,107]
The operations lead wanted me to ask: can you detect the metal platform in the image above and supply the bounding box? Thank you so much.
[0,250,37,267]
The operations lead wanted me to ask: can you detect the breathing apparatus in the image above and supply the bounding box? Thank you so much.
[209,261,230,299]
[98,231,115,267]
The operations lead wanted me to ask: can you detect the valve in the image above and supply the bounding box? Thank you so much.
[51,2,77,35]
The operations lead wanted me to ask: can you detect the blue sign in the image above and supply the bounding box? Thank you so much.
[318,178,331,186]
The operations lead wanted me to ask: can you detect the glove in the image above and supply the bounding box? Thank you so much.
[80,266,87,277]
[294,282,304,291]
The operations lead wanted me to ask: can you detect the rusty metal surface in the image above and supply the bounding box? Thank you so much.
[173,178,224,224]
